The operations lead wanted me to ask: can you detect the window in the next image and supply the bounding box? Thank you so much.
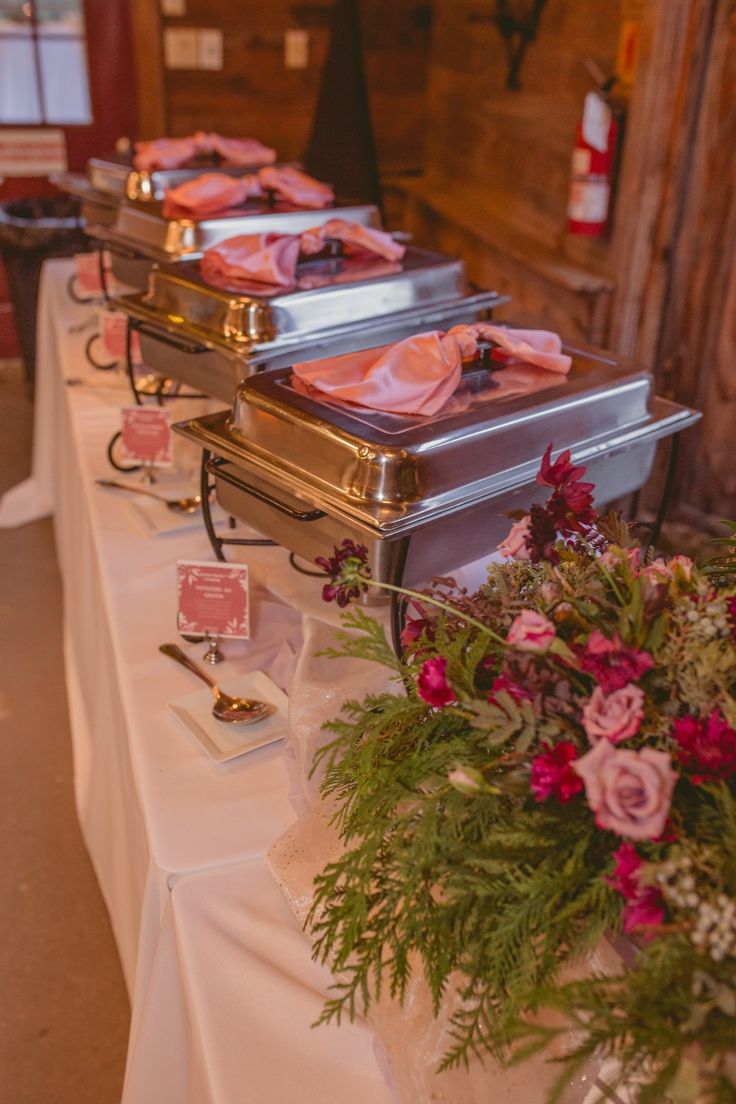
[0,0,91,124]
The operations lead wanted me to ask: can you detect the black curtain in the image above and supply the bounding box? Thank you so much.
[303,0,382,210]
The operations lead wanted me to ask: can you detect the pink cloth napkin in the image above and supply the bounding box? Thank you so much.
[200,233,301,290]
[293,332,463,416]
[199,133,276,167]
[200,220,405,290]
[449,322,572,373]
[300,219,405,261]
[133,132,276,172]
[258,166,335,209]
[133,136,203,173]
[291,324,572,417]
[162,172,261,218]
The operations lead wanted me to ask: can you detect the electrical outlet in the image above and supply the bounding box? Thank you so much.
[198,29,223,71]
[284,29,309,70]
[164,27,198,69]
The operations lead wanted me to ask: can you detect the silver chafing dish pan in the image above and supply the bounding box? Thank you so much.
[87,195,382,291]
[117,248,504,402]
[173,340,700,598]
[58,153,274,229]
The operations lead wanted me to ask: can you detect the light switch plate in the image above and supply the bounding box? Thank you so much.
[284,29,309,70]
[198,28,224,71]
[164,27,198,69]
[161,0,186,14]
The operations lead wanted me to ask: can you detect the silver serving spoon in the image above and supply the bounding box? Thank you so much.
[159,643,274,725]
[96,478,202,514]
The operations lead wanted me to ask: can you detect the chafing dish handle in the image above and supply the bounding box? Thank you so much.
[206,458,326,522]
[129,318,209,357]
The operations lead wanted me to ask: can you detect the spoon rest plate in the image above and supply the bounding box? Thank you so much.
[168,670,289,763]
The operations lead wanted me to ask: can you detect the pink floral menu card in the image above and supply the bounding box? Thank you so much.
[99,309,142,363]
[176,560,250,639]
[120,406,173,467]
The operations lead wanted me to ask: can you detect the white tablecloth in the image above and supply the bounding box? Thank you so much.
[4,260,391,1103]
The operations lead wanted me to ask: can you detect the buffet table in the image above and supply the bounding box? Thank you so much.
[1,260,394,1103]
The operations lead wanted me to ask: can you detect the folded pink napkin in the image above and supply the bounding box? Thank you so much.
[300,218,405,261]
[199,133,277,167]
[200,233,301,290]
[291,324,571,417]
[133,132,276,172]
[258,166,335,209]
[162,172,261,218]
[449,322,572,373]
[133,136,203,173]
[293,332,463,416]
[200,220,404,289]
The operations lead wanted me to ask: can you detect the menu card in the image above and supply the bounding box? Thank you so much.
[100,309,142,364]
[120,406,173,467]
[73,251,108,298]
[176,561,250,640]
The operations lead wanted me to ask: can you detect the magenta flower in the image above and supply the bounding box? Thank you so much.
[673,709,736,783]
[316,539,371,607]
[579,631,653,693]
[573,739,677,841]
[536,444,587,490]
[488,674,532,706]
[530,741,584,803]
[608,843,665,938]
[417,656,456,708]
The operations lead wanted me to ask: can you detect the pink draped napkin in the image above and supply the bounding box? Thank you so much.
[198,133,276,167]
[200,233,301,290]
[258,165,335,209]
[133,135,204,173]
[291,324,572,417]
[200,220,405,290]
[161,172,261,218]
[162,167,336,218]
[133,131,276,172]
[300,219,405,261]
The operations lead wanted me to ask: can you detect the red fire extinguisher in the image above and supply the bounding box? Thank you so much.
[567,86,620,238]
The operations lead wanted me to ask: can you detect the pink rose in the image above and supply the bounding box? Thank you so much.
[600,546,642,572]
[642,555,694,584]
[448,767,483,793]
[573,739,677,841]
[581,683,645,745]
[506,610,557,653]
[497,516,532,561]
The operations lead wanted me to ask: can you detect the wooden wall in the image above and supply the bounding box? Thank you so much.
[132,0,432,175]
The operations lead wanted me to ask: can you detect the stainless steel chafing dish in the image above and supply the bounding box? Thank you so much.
[86,195,382,291]
[117,248,504,402]
[58,153,273,229]
[174,340,700,601]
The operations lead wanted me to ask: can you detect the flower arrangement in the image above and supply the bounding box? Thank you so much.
[308,447,736,1104]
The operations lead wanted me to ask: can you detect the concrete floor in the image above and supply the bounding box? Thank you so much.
[0,362,129,1103]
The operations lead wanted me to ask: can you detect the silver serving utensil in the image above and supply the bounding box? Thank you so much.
[159,643,274,725]
[95,478,202,514]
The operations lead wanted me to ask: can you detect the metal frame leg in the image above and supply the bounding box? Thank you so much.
[388,537,411,661]
[644,432,681,557]
[199,450,277,562]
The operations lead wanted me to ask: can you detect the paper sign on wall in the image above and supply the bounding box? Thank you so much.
[100,310,142,363]
[120,406,173,467]
[177,561,250,640]
[0,129,67,176]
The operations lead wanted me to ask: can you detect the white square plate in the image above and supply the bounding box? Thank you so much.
[168,670,289,763]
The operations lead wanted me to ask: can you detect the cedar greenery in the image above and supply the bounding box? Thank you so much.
[308,537,736,1101]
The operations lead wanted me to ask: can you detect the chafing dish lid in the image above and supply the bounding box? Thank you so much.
[138,247,468,346]
[175,342,697,533]
[86,154,262,201]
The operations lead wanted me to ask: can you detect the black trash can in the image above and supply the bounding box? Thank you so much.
[0,195,86,386]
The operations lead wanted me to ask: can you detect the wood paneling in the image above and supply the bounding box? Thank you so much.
[146,0,431,172]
